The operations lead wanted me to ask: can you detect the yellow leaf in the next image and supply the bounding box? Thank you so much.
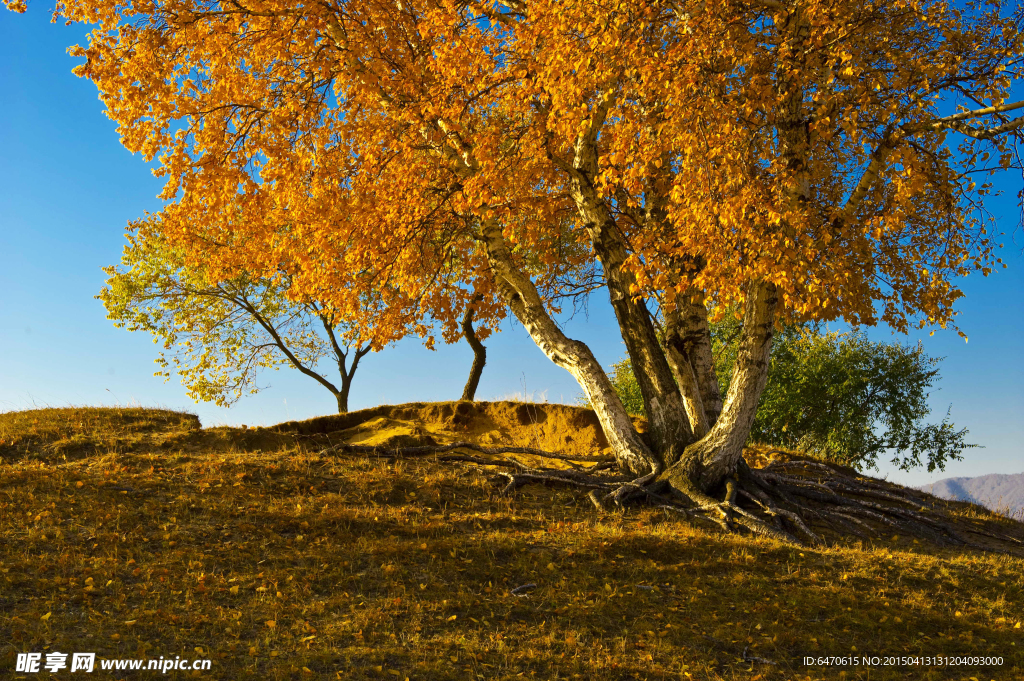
[266,620,277,628]
[41,612,52,621]
[230,585,239,595]
[447,615,457,621]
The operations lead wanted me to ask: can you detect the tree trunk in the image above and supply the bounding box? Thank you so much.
[655,8,802,495]
[403,93,661,477]
[587,227,692,468]
[476,217,658,477]
[460,305,487,401]
[565,110,694,467]
[663,280,778,493]
[663,340,709,439]
[336,344,370,414]
[663,296,723,435]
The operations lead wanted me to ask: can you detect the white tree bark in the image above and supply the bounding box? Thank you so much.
[664,279,778,491]
[561,95,694,465]
[663,340,709,439]
[476,218,658,476]
[663,295,723,436]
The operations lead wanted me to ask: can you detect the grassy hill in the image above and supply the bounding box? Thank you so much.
[1,404,1022,680]
[919,474,1024,520]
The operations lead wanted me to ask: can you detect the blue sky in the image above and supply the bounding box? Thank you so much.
[2,9,1021,488]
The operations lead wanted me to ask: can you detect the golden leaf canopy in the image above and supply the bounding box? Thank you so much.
[42,0,1021,338]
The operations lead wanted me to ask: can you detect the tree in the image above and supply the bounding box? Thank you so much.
[750,329,976,473]
[603,327,975,472]
[459,297,488,401]
[99,220,373,414]
[20,0,1023,544]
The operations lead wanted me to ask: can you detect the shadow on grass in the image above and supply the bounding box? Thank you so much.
[1,408,1022,680]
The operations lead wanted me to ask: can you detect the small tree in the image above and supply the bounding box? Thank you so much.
[750,330,975,472]
[605,327,974,472]
[99,225,373,414]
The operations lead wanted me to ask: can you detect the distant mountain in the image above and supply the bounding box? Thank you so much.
[918,472,1024,518]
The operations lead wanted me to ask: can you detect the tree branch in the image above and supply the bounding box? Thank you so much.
[903,100,1024,133]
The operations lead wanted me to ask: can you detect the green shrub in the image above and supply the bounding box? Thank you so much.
[601,326,974,472]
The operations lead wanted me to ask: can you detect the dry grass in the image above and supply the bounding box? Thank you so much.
[1,405,1022,680]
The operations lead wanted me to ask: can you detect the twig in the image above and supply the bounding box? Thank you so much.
[742,645,777,665]
[510,583,537,596]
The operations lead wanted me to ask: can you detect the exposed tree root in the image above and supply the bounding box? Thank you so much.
[319,441,615,469]
[319,441,623,496]
[505,457,1022,553]
[318,440,1023,554]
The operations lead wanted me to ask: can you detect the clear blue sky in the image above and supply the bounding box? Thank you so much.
[2,9,1021,487]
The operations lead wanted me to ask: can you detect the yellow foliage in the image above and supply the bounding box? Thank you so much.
[18,0,1019,343]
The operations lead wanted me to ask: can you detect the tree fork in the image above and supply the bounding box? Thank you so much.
[591,232,694,467]
[663,280,779,493]
[663,347,709,439]
[663,296,723,432]
[334,345,370,414]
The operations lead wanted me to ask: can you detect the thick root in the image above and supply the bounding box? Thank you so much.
[499,458,1022,552]
[549,459,1022,552]
[320,440,1023,553]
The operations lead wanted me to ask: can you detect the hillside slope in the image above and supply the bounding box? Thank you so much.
[919,473,1024,518]
[1,404,1022,680]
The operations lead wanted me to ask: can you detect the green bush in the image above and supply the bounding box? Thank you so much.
[607,358,646,418]
[602,326,974,472]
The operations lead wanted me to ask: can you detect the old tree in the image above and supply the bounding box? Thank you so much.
[19,0,1023,544]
